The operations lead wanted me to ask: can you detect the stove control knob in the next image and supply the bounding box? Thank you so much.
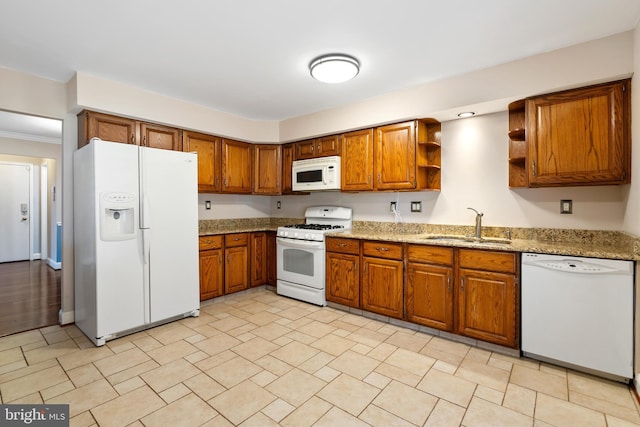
[293,232,299,238]
[281,231,288,237]
[304,233,310,240]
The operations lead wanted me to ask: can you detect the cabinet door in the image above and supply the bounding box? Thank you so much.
[79,111,138,147]
[326,252,360,308]
[295,139,316,159]
[341,129,374,191]
[222,139,252,193]
[374,121,416,190]
[457,268,517,348]
[141,123,182,151]
[406,263,453,331]
[362,257,403,319]
[225,246,249,294]
[527,80,630,186]
[199,249,223,300]
[316,135,340,157]
[281,143,295,194]
[253,144,281,195]
[266,232,277,285]
[183,131,221,193]
[250,232,267,287]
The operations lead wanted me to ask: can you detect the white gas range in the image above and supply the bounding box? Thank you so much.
[276,206,352,306]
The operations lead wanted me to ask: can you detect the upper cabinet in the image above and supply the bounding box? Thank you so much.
[78,110,181,151]
[78,111,138,148]
[295,135,340,159]
[340,119,441,192]
[509,79,631,188]
[183,131,221,193]
[253,144,281,195]
[140,122,182,151]
[222,139,252,194]
[281,143,296,194]
[341,129,375,191]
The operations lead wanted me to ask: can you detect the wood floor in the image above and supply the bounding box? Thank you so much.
[0,260,61,337]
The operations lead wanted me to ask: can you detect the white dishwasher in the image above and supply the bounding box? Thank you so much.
[521,252,634,381]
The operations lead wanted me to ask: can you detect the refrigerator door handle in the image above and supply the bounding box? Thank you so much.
[141,228,151,324]
[139,148,151,229]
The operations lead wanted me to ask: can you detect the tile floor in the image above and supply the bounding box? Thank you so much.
[1,287,639,426]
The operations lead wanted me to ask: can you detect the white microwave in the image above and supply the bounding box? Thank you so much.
[292,156,341,191]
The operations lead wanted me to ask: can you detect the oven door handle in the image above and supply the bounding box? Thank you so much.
[277,237,325,250]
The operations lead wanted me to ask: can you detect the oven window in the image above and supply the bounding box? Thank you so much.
[282,248,314,277]
[296,169,322,183]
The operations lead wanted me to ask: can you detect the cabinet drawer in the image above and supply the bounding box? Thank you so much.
[326,237,360,255]
[362,241,403,260]
[225,233,248,247]
[407,245,453,266]
[199,235,223,251]
[459,249,516,274]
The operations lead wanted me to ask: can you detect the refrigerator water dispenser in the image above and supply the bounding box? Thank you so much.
[100,192,136,241]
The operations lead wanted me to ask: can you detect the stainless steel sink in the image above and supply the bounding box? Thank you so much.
[419,235,512,245]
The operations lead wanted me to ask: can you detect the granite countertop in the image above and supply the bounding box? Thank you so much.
[199,218,640,261]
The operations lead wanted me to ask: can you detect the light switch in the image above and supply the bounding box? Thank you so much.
[560,199,572,214]
[411,201,422,212]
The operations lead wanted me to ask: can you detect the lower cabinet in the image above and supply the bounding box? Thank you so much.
[266,231,277,286]
[406,245,454,331]
[326,237,360,308]
[456,249,518,348]
[198,236,224,301]
[361,241,404,319]
[250,232,267,287]
[224,233,249,294]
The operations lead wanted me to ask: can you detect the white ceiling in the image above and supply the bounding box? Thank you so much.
[1,0,640,125]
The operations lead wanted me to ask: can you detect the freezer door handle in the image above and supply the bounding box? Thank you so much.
[142,229,149,265]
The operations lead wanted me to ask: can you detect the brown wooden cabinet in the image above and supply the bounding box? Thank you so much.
[374,121,417,190]
[405,245,454,331]
[253,144,281,195]
[78,110,181,151]
[326,237,361,308]
[266,231,277,285]
[78,111,138,148]
[183,131,221,193]
[224,233,249,294]
[341,129,374,191]
[140,122,182,151]
[222,139,252,194]
[295,135,340,159]
[281,143,296,195]
[509,79,631,188]
[361,241,404,319]
[198,236,224,301]
[250,232,268,287]
[456,249,518,348]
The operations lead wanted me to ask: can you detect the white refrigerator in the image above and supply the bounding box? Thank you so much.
[74,139,199,346]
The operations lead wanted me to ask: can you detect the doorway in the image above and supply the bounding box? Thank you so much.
[0,110,62,337]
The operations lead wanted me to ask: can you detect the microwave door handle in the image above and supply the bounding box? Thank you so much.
[323,166,327,184]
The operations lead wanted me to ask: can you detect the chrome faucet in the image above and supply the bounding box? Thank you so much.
[467,207,484,239]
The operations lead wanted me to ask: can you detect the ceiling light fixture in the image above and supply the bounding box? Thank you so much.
[310,54,360,84]
[457,111,476,118]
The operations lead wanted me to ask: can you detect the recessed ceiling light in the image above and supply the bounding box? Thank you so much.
[457,112,475,118]
[310,54,360,84]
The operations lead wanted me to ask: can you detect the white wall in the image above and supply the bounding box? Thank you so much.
[623,25,640,236]
[272,112,628,230]
[198,194,272,219]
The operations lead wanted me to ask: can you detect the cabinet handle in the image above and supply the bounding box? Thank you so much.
[375,246,389,252]
[224,178,228,186]
[131,134,135,144]
[338,242,347,247]
[531,160,536,177]
[232,237,240,241]
[218,254,222,265]
[461,278,465,292]
[143,135,147,147]
[368,174,371,184]
[311,145,314,153]
[447,275,451,292]
[317,143,322,153]
[377,173,381,184]
[215,177,220,186]
[363,262,367,274]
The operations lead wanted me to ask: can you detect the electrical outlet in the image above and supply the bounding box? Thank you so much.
[205,201,211,210]
[277,201,281,209]
[560,199,572,214]
[411,201,422,212]
[390,201,397,212]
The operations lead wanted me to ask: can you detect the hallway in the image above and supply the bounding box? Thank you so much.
[0,260,61,337]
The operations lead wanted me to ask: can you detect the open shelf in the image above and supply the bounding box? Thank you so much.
[508,99,528,188]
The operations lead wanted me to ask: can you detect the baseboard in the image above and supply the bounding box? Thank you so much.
[33,253,41,260]
[59,309,74,325]
[47,258,61,270]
